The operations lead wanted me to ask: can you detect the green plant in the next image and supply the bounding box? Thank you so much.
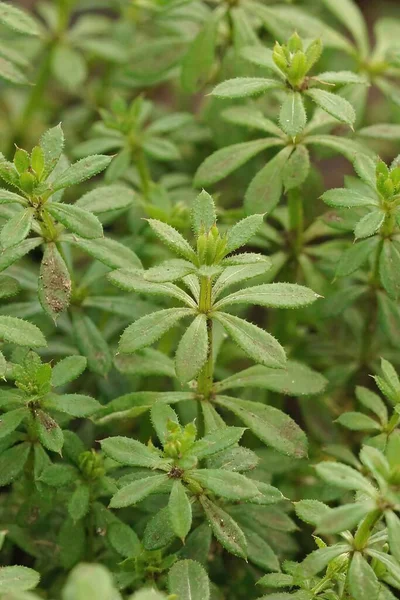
[2,0,400,599]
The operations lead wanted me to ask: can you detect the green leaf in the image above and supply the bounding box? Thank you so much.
[189,469,259,501]
[336,237,379,277]
[349,552,380,600]
[191,190,216,235]
[131,590,167,600]
[72,237,142,270]
[241,526,280,572]
[143,506,175,550]
[322,188,378,208]
[75,184,134,214]
[39,464,76,486]
[0,189,27,205]
[257,573,293,588]
[0,316,46,347]
[282,145,310,191]
[0,208,33,249]
[210,77,282,99]
[214,312,286,369]
[40,124,65,176]
[107,522,141,558]
[119,308,193,354]
[315,461,376,495]
[38,242,71,321]
[36,410,64,453]
[212,262,272,300]
[215,396,307,458]
[62,564,117,600]
[0,565,40,592]
[354,211,385,239]
[356,386,388,425]
[222,106,284,137]
[366,549,400,586]
[279,92,307,137]
[168,560,210,600]
[181,9,223,93]
[379,240,400,300]
[51,356,87,387]
[294,499,331,526]
[386,510,400,562]
[317,502,373,534]
[358,124,400,139]
[43,394,101,418]
[0,274,19,299]
[71,312,112,375]
[110,474,169,508]
[200,495,247,559]
[143,137,180,162]
[300,544,351,577]
[322,0,369,56]
[354,154,377,189]
[169,481,192,541]
[108,269,194,306]
[225,214,265,254]
[215,361,327,396]
[51,155,112,191]
[244,146,293,215]
[46,203,103,239]
[0,407,26,439]
[214,282,319,310]
[0,57,29,85]
[0,237,41,273]
[0,442,30,486]
[306,88,356,128]
[52,44,87,90]
[188,427,246,460]
[147,219,196,262]
[175,314,208,383]
[378,291,400,348]
[150,403,179,445]
[101,436,168,469]
[0,3,41,35]
[317,71,368,85]
[336,411,381,431]
[194,139,282,187]
[145,259,195,283]
[60,483,89,518]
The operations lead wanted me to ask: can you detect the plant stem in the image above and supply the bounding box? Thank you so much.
[288,188,304,257]
[354,509,382,550]
[197,276,214,400]
[136,150,152,200]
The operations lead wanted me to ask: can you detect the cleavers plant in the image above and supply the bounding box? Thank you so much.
[2,1,400,600]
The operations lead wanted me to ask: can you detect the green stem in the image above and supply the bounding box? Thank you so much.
[136,151,152,200]
[354,509,382,550]
[288,188,304,257]
[386,411,400,434]
[197,276,214,400]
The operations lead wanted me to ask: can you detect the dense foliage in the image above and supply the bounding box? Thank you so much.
[1,0,400,598]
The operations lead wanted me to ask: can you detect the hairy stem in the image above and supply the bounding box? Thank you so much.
[197,276,214,401]
[354,509,382,550]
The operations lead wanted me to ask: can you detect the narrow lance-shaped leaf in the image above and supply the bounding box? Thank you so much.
[194,139,283,187]
[210,77,282,99]
[175,314,208,384]
[245,146,293,215]
[213,312,286,369]
[38,242,71,321]
[0,208,33,249]
[214,282,319,310]
[119,308,194,354]
[147,219,197,262]
[46,203,103,239]
[100,436,168,469]
[215,395,308,458]
[40,124,65,177]
[191,190,216,235]
[348,552,380,600]
[0,316,46,347]
[51,155,112,191]
[305,88,356,128]
[168,560,210,600]
[109,474,169,508]
[200,496,247,559]
[169,481,192,542]
[279,91,307,137]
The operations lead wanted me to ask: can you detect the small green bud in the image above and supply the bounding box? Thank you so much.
[31,146,45,180]
[288,51,308,87]
[376,161,389,180]
[391,166,400,190]
[383,178,394,198]
[14,148,30,175]
[19,171,36,194]
[287,32,303,53]
[272,42,288,73]
[305,38,323,71]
